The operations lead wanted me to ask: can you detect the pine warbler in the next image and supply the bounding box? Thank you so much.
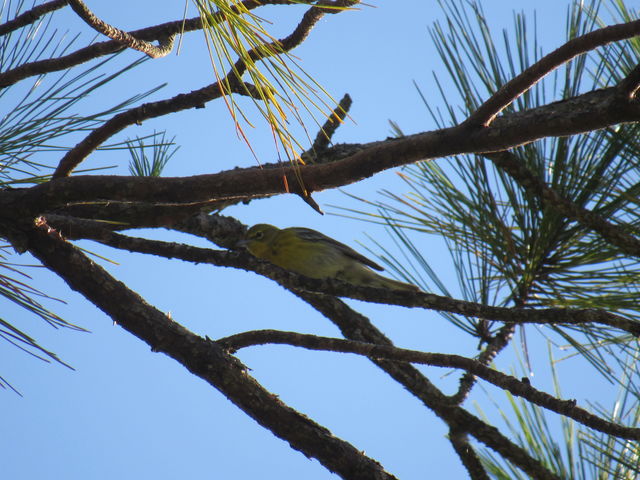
[243,224,420,292]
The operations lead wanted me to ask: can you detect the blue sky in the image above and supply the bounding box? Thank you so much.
[2,1,615,479]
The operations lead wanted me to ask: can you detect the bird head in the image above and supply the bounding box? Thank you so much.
[241,224,280,258]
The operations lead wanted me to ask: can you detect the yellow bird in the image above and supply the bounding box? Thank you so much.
[242,224,419,292]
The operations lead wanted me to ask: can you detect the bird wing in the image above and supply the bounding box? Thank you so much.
[290,228,384,271]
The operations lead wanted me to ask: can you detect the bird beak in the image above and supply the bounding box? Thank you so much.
[235,238,248,249]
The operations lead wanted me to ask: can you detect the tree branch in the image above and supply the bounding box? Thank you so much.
[29,211,559,478]
[0,1,296,88]
[67,0,175,58]
[448,430,490,480]
[40,212,630,476]
[485,150,640,259]
[309,93,353,155]
[465,19,640,126]
[4,86,637,219]
[42,215,640,337]
[9,3,635,478]
[24,217,397,480]
[47,201,220,231]
[293,291,562,480]
[52,0,359,178]
[618,63,640,98]
[217,329,640,440]
[0,0,66,37]
[449,323,516,405]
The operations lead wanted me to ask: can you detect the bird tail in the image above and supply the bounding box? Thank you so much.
[338,263,421,292]
[375,274,421,292]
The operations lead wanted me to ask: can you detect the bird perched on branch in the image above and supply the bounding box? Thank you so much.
[242,223,420,292]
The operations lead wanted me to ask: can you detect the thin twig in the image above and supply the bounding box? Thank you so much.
[310,93,352,154]
[465,19,640,126]
[0,1,296,88]
[0,0,66,37]
[485,150,640,259]
[52,0,359,178]
[67,0,175,58]
[449,323,516,405]
[217,329,640,439]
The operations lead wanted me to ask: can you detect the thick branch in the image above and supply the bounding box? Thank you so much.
[4,86,637,217]
[47,201,220,231]
[449,430,490,480]
[24,219,396,480]
[42,219,639,338]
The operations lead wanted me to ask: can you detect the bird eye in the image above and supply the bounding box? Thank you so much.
[254,231,264,240]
